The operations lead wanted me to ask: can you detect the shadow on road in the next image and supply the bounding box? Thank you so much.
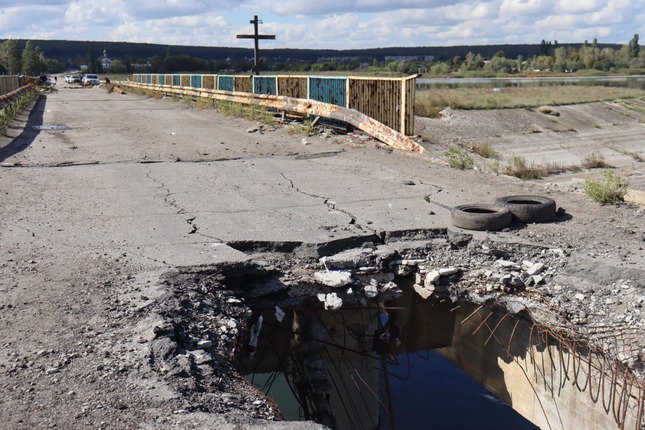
[0,94,46,163]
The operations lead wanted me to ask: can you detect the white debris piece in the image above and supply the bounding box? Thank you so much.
[313,270,353,288]
[317,292,343,310]
[275,306,285,323]
[413,284,433,300]
[527,263,545,276]
[424,270,441,286]
[249,316,263,349]
[496,259,520,269]
[364,284,378,298]
[438,267,459,276]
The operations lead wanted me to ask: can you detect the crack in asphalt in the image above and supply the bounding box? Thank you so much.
[144,168,224,242]
[280,172,381,236]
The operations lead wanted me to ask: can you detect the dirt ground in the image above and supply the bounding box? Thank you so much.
[0,81,644,429]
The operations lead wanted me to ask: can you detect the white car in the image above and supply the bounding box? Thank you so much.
[82,74,100,86]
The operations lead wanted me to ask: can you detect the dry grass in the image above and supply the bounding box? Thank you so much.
[582,152,612,169]
[472,142,495,158]
[415,86,645,116]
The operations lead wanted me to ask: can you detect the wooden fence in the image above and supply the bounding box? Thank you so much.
[132,74,418,136]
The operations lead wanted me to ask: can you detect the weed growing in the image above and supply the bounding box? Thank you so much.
[584,170,629,204]
[504,156,544,179]
[583,152,611,169]
[472,142,495,158]
[445,146,474,169]
[537,105,560,116]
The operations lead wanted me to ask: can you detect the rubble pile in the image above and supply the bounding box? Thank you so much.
[146,230,644,424]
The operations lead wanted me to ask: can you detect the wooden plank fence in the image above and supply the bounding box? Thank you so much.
[131,73,418,136]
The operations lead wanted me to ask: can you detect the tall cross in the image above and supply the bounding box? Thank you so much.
[236,15,276,75]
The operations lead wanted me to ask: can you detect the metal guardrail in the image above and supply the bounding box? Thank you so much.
[0,78,38,111]
[118,80,424,153]
[133,74,418,136]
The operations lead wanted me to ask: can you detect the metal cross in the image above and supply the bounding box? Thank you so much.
[236,15,276,75]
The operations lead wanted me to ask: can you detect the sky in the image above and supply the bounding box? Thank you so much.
[0,0,643,50]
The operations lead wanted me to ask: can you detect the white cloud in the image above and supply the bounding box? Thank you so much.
[0,0,641,48]
[500,0,555,17]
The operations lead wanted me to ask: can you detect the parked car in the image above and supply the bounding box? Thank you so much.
[66,74,81,84]
[82,74,100,86]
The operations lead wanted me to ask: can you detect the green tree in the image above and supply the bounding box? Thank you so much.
[149,54,163,72]
[107,59,127,73]
[533,55,553,71]
[485,56,514,73]
[430,62,450,75]
[2,40,22,74]
[87,45,98,73]
[21,40,41,75]
[629,34,640,58]
[553,47,567,71]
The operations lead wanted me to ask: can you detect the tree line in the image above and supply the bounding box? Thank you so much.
[387,35,642,76]
[0,35,641,76]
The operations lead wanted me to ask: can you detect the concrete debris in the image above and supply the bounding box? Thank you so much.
[363,284,378,298]
[424,270,441,286]
[197,339,212,349]
[313,270,352,288]
[130,227,643,428]
[526,262,545,276]
[320,249,375,270]
[317,292,343,310]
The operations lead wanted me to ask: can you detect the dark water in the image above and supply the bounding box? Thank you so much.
[416,75,645,90]
[243,287,540,429]
[249,349,538,429]
[376,351,539,430]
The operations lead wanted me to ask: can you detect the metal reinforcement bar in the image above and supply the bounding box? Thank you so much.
[117,81,424,154]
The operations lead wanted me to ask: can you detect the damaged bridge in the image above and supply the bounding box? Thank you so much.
[0,79,643,430]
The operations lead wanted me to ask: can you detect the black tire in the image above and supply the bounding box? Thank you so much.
[451,204,512,231]
[494,195,556,223]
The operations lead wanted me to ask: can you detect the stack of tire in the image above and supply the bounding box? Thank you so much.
[451,195,557,231]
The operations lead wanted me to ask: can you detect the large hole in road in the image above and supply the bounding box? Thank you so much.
[153,233,644,430]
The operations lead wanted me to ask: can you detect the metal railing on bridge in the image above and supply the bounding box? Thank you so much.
[0,75,37,112]
[132,73,418,137]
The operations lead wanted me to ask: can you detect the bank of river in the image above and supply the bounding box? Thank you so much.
[417,75,645,90]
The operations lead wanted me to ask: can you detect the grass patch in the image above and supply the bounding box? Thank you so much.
[472,142,495,158]
[504,156,545,180]
[287,119,315,136]
[584,170,629,204]
[582,152,611,169]
[445,146,474,169]
[537,105,560,116]
[617,100,645,113]
[415,86,645,117]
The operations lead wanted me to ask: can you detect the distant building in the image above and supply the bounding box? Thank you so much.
[385,55,434,62]
[99,49,113,70]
